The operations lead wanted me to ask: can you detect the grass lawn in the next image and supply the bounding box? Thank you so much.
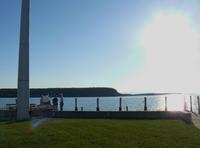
[0,119,200,148]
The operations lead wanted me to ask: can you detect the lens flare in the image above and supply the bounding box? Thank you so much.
[137,11,200,93]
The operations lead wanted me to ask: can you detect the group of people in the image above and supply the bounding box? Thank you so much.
[40,94,64,111]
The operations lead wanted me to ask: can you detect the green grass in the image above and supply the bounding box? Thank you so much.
[0,119,200,148]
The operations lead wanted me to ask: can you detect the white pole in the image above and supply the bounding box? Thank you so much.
[17,0,30,120]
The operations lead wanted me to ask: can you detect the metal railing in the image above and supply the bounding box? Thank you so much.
[1,95,200,120]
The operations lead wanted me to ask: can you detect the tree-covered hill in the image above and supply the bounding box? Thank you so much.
[0,87,121,97]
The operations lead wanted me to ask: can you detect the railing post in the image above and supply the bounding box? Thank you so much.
[81,107,83,111]
[119,97,122,111]
[126,106,128,111]
[184,96,187,111]
[96,97,100,111]
[190,96,192,112]
[75,98,78,111]
[197,96,200,114]
[144,97,147,111]
[165,96,167,111]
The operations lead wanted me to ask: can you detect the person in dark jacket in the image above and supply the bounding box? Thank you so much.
[52,95,58,111]
[60,94,64,111]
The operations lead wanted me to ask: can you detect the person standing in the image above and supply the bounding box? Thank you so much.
[52,95,58,111]
[60,94,64,111]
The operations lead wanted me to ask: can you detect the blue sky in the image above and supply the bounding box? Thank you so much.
[0,0,200,93]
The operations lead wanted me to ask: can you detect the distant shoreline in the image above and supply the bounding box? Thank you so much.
[0,88,181,98]
[0,87,121,98]
[130,93,182,96]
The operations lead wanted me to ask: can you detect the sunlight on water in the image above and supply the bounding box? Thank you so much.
[167,95,184,111]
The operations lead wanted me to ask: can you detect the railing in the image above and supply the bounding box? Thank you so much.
[0,104,37,120]
[1,95,200,120]
[0,104,36,111]
[0,96,199,113]
[68,96,200,113]
[0,105,16,120]
[0,105,8,111]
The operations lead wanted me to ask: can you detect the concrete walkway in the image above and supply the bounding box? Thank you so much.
[32,118,50,128]
[192,113,200,129]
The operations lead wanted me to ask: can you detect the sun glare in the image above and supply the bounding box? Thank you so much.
[141,13,199,52]
[137,11,200,93]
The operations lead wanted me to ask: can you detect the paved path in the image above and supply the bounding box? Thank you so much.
[32,118,50,128]
[192,113,200,129]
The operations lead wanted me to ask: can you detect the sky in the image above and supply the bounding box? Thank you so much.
[0,0,200,93]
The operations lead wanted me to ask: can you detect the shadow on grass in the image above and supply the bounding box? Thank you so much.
[0,119,30,124]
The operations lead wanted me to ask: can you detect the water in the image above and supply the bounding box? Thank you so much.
[0,94,199,113]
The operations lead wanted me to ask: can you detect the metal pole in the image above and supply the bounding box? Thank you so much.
[75,98,78,111]
[197,96,200,114]
[96,97,100,111]
[165,96,167,111]
[144,97,147,111]
[190,96,192,112]
[126,106,128,111]
[183,96,187,111]
[119,97,122,111]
